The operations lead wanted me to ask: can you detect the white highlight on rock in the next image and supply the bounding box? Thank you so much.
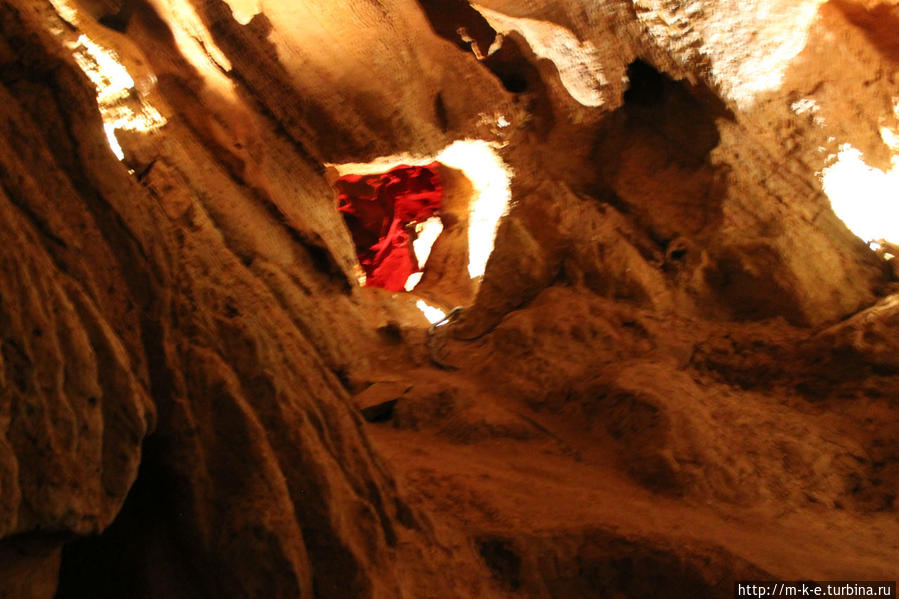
[692,0,826,110]
[436,140,512,279]
[104,123,125,161]
[71,34,135,104]
[471,4,608,107]
[416,300,447,324]
[165,0,233,72]
[403,216,444,291]
[47,0,79,28]
[65,34,166,160]
[821,143,899,246]
[404,272,423,292]
[413,216,444,270]
[791,97,818,116]
[881,127,899,152]
[791,97,826,125]
[222,0,261,25]
[331,139,512,282]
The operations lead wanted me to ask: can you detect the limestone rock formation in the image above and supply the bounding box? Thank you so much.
[0,0,896,598]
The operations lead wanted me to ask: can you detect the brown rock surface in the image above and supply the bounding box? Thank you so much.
[0,0,896,598]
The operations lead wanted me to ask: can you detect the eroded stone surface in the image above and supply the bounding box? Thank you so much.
[1,0,897,597]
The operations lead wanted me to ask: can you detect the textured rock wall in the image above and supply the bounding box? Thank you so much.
[0,2,499,597]
[0,4,159,594]
[0,0,897,597]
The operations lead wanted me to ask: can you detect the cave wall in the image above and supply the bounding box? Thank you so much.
[0,0,897,597]
[0,2,500,597]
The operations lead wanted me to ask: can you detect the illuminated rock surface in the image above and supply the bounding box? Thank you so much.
[0,1,896,598]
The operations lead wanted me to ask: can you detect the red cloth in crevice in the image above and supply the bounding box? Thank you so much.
[336,162,442,291]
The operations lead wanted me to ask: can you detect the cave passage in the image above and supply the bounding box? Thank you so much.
[336,163,444,291]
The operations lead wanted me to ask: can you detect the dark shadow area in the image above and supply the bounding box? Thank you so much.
[416,0,496,58]
[589,59,733,242]
[619,59,733,167]
[55,438,212,599]
[585,59,814,326]
[97,3,134,32]
[434,92,449,132]
[476,536,522,592]
[539,533,733,599]
[622,58,667,106]
[415,0,555,136]
[701,244,806,326]
[481,34,556,136]
[832,0,899,64]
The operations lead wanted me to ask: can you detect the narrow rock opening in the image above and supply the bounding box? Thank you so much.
[334,162,443,292]
[328,140,512,321]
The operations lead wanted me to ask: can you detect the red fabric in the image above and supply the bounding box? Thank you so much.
[336,163,442,291]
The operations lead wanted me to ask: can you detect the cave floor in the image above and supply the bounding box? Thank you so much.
[360,365,898,589]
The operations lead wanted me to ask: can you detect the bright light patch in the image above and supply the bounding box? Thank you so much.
[436,140,512,279]
[706,0,823,109]
[790,97,827,126]
[48,0,79,28]
[162,0,232,72]
[66,34,166,160]
[416,300,447,324]
[71,34,135,104]
[642,0,826,110]
[331,154,424,177]
[472,4,608,107]
[412,216,444,270]
[791,98,818,116]
[222,0,261,25]
[104,123,125,161]
[403,216,444,291]
[821,143,899,246]
[882,126,899,152]
[404,272,423,291]
[330,139,512,281]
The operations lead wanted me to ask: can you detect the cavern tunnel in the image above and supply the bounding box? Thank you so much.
[1,0,898,598]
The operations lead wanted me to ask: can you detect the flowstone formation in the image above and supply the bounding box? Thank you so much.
[0,1,896,598]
